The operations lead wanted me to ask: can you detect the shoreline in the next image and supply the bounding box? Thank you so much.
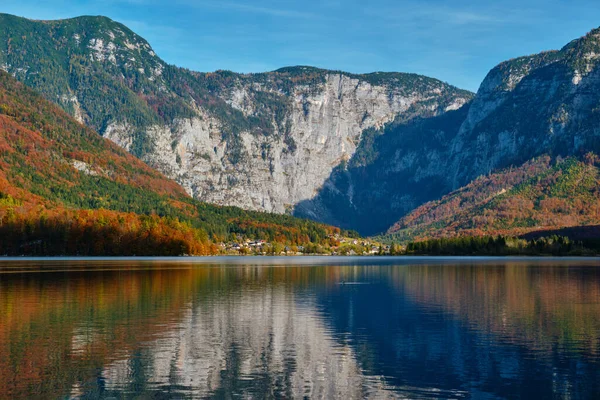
[1,255,600,260]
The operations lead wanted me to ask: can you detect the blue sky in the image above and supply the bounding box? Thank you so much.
[2,0,600,91]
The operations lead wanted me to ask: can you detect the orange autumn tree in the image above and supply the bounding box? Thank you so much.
[0,207,217,256]
[0,70,346,255]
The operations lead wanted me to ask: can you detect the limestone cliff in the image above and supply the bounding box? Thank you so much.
[0,13,473,217]
[315,27,600,236]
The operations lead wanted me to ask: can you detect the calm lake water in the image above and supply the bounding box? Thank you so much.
[1,257,600,399]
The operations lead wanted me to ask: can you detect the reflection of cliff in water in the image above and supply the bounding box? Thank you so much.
[0,263,398,399]
[2,260,600,399]
[317,262,600,399]
[100,283,399,398]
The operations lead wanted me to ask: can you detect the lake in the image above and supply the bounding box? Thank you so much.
[1,256,600,399]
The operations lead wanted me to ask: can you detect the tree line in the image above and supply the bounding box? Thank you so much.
[393,235,596,256]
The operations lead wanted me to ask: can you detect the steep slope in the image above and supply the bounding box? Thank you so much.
[449,29,600,187]
[383,155,600,242]
[294,105,470,234]
[301,27,600,235]
[0,13,473,216]
[0,70,348,255]
[0,70,186,209]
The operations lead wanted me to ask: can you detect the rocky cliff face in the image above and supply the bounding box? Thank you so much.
[294,104,472,235]
[0,13,472,216]
[449,28,600,187]
[297,27,600,235]
[144,72,469,213]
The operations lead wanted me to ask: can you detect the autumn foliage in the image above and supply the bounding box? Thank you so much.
[385,155,600,242]
[0,207,216,256]
[0,70,341,255]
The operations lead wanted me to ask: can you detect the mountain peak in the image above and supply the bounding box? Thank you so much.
[557,27,600,76]
[476,26,600,96]
[0,12,156,56]
[575,26,600,43]
[0,13,125,30]
[0,12,476,233]
[476,51,561,94]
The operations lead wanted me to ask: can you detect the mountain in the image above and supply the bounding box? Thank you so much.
[294,104,471,234]
[300,27,600,236]
[4,13,600,240]
[382,155,600,241]
[0,70,348,255]
[0,13,473,219]
[448,29,600,187]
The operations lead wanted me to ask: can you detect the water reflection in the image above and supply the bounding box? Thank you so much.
[0,258,599,399]
[317,262,600,399]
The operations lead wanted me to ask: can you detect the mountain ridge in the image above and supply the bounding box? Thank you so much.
[0,12,473,221]
[3,12,600,239]
[299,24,600,236]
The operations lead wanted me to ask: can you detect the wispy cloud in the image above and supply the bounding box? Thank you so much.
[443,10,500,25]
[362,2,544,27]
[179,0,320,19]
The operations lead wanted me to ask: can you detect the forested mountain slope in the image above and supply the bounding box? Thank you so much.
[0,71,347,255]
[382,156,600,242]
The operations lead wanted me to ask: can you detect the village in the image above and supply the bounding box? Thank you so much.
[218,234,397,256]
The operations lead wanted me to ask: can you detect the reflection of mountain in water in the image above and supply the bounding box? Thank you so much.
[2,260,600,399]
[0,264,402,398]
[99,284,397,398]
[400,264,600,354]
[316,263,600,399]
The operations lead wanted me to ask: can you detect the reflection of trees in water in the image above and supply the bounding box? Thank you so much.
[396,263,600,355]
[315,262,600,399]
[0,266,200,399]
[0,264,395,399]
[2,261,600,399]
